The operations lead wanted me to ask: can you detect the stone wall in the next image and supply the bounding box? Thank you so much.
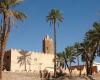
[5,49,54,73]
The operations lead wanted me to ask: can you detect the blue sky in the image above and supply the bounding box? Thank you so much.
[7,0,100,54]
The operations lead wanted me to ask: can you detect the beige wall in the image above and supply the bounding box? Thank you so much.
[93,62,100,72]
[9,49,54,73]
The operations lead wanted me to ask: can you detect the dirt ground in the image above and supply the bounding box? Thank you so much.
[93,73,100,80]
[2,72,40,80]
[2,72,100,80]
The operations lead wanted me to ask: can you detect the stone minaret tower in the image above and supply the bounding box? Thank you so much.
[43,35,54,54]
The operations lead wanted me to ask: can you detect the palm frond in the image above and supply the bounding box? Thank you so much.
[7,0,23,7]
[46,8,63,27]
[12,10,26,21]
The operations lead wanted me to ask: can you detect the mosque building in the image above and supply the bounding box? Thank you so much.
[4,35,54,73]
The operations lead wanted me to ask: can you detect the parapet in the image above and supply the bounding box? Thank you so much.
[43,35,53,41]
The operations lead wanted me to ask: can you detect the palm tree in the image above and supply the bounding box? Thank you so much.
[80,41,93,76]
[57,53,64,68]
[74,42,82,76]
[63,46,76,77]
[46,8,63,77]
[17,50,31,71]
[80,39,99,76]
[83,22,100,75]
[0,0,26,79]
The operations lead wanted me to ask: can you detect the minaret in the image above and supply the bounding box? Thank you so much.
[42,35,54,54]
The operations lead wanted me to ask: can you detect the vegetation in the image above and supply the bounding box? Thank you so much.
[74,42,82,76]
[63,46,76,77]
[46,8,64,77]
[0,0,26,79]
[57,22,100,77]
[81,22,100,76]
[57,53,64,68]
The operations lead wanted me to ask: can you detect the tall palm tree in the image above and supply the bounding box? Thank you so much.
[46,8,63,77]
[17,50,31,71]
[0,0,26,79]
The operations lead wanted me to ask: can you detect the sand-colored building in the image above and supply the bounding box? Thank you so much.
[93,62,100,72]
[4,49,54,73]
[3,35,100,76]
[4,35,54,73]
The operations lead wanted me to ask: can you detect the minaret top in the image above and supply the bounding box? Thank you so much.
[44,35,53,41]
[46,35,49,39]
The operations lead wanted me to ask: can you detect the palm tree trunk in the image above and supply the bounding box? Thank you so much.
[77,56,79,76]
[86,56,93,76]
[89,60,93,75]
[77,56,79,67]
[0,46,5,80]
[54,19,57,78]
[64,58,71,76]
[88,61,92,76]
[89,45,98,75]
[69,61,72,77]
[86,60,90,76]
[0,13,7,80]
[86,61,88,76]
[77,56,81,76]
